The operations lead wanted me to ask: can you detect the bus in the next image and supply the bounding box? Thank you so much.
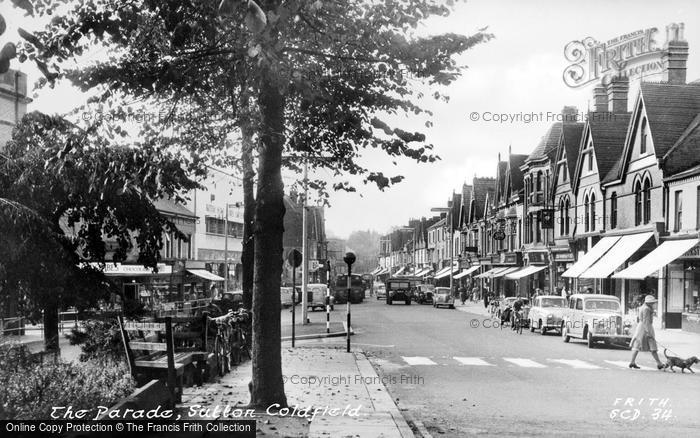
[333,274,365,304]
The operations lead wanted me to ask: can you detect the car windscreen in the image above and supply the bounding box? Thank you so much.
[584,299,620,312]
[387,282,410,290]
[541,298,566,308]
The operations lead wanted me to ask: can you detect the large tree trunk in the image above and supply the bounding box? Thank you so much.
[241,124,255,312]
[249,70,287,409]
[43,300,60,353]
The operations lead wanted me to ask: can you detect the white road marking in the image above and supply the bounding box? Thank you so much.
[454,357,494,366]
[548,359,601,369]
[402,356,437,365]
[503,358,547,368]
[605,360,655,371]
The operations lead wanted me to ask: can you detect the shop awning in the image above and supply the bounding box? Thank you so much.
[505,265,548,280]
[474,267,507,278]
[187,269,225,281]
[393,267,406,276]
[491,266,520,278]
[370,267,382,275]
[434,265,460,280]
[613,238,698,279]
[453,265,481,279]
[578,232,654,279]
[561,236,620,278]
[377,268,390,276]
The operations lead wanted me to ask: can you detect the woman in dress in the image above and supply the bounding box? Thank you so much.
[629,295,666,370]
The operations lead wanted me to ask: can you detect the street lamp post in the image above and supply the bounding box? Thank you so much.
[343,252,356,353]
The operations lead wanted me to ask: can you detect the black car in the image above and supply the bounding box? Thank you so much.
[385,279,412,305]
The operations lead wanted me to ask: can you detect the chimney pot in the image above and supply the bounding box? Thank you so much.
[663,23,688,85]
[593,85,608,112]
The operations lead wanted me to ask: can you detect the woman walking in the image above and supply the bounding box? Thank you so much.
[629,295,666,370]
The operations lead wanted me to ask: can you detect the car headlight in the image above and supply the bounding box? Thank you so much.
[547,314,553,318]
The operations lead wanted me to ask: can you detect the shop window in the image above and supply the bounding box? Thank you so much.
[610,192,617,229]
[674,190,683,232]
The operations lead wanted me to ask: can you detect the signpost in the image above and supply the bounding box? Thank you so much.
[343,252,356,353]
[287,249,303,347]
[326,260,332,334]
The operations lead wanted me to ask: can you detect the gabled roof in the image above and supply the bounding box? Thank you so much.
[527,123,564,163]
[508,154,528,195]
[495,160,508,204]
[458,184,473,228]
[469,177,496,222]
[154,198,197,218]
[640,82,700,160]
[661,114,700,175]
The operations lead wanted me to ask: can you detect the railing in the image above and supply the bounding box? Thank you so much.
[154,298,213,318]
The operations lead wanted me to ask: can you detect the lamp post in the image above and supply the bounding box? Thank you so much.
[432,207,454,295]
[343,252,356,353]
[287,249,303,347]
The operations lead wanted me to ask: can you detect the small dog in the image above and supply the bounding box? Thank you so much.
[664,348,699,373]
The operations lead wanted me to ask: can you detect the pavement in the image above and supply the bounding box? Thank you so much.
[178,347,414,437]
[455,300,700,358]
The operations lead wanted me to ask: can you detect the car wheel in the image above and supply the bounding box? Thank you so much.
[330,305,334,311]
[540,322,547,335]
[562,323,570,343]
[587,330,596,349]
[529,320,535,332]
[405,300,411,305]
[449,304,455,309]
[387,299,392,305]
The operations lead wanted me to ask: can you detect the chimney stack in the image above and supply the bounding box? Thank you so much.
[561,106,578,123]
[607,76,629,113]
[593,85,608,112]
[663,23,688,85]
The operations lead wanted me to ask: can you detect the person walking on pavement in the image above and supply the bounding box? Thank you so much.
[459,286,467,305]
[629,295,666,370]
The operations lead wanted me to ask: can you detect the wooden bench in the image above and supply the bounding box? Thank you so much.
[164,313,215,385]
[117,316,193,403]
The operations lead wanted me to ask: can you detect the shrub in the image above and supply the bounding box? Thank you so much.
[66,319,124,363]
[0,345,135,420]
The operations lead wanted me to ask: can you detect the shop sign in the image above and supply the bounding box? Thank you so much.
[491,252,521,266]
[553,251,575,262]
[680,244,700,259]
[493,230,506,241]
[95,262,172,276]
[527,251,549,265]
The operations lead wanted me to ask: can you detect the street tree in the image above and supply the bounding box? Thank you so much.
[0,112,201,351]
[17,0,491,408]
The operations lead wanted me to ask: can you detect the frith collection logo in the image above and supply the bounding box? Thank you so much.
[563,25,674,88]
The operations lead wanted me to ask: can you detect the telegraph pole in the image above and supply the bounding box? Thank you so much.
[224,203,229,293]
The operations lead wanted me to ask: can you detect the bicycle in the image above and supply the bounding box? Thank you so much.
[229,309,251,365]
[512,309,524,335]
[209,310,235,376]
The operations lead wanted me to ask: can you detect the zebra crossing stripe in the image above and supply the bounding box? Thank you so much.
[503,358,547,368]
[454,357,494,366]
[402,356,437,365]
[548,359,601,369]
[605,360,655,371]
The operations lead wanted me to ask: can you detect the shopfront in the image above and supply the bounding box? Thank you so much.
[551,247,575,295]
[485,252,522,297]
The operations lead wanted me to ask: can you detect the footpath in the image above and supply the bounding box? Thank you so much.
[455,300,700,358]
[179,346,414,437]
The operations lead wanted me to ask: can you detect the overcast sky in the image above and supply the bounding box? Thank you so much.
[8,0,700,239]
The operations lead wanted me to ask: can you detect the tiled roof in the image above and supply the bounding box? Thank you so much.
[508,154,528,194]
[459,184,473,227]
[470,177,496,221]
[153,198,197,218]
[588,112,631,182]
[662,114,700,175]
[527,123,563,162]
[561,123,584,177]
[641,82,700,159]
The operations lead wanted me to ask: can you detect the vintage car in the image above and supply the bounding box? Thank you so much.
[386,279,412,305]
[281,286,301,308]
[561,294,632,348]
[528,295,567,335]
[306,283,334,311]
[375,285,386,300]
[433,287,455,309]
[416,284,435,304]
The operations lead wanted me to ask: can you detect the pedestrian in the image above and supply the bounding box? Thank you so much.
[459,286,467,305]
[483,290,489,308]
[628,295,666,370]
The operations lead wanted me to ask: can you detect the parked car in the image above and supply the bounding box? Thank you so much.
[561,294,632,349]
[416,284,434,305]
[281,286,301,308]
[375,285,386,300]
[385,279,412,305]
[307,283,334,311]
[529,295,567,334]
[433,287,455,309]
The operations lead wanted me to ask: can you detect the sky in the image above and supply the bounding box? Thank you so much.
[6,0,700,239]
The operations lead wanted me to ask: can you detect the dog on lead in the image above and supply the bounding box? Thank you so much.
[663,348,699,373]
